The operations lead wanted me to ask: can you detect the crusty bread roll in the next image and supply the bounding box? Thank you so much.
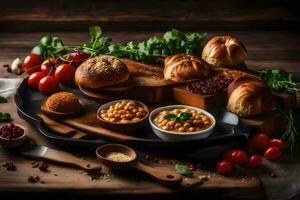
[202,36,247,67]
[75,56,129,88]
[227,80,276,117]
[227,75,261,98]
[164,54,210,81]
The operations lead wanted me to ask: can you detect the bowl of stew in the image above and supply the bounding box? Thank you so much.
[149,105,215,141]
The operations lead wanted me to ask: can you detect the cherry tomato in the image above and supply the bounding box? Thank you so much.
[28,72,45,89]
[223,149,237,162]
[22,54,43,74]
[249,133,269,151]
[41,58,60,75]
[269,139,285,150]
[232,150,248,165]
[38,76,59,95]
[71,51,90,61]
[54,64,76,84]
[248,155,262,168]
[264,147,282,161]
[216,160,233,174]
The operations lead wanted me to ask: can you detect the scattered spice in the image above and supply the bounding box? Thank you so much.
[31,161,49,172]
[28,176,40,183]
[54,174,58,176]
[2,162,16,171]
[106,152,132,163]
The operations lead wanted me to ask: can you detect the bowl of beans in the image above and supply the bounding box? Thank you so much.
[149,105,215,141]
[97,99,149,134]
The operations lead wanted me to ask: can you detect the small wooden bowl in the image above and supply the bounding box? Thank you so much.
[41,98,84,119]
[97,99,149,134]
[0,124,28,148]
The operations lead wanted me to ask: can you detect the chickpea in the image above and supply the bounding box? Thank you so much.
[173,109,180,115]
[192,120,201,125]
[158,117,164,123]
[188,127,195,132]
[183,122,190,128]
[132,117,141,122]
[120,119,128,124]
[118,110,125,115]
[132,109,138,113]
[136,112,144,118]
[125,114,133,119]
[167,121,175,127]
[108,113,114,118]
[195,115,202,120]
[161,120,168,126]
[100,110,106,114]
[138,107,144,112]
[175,123,181,128]
[161,111,169,115]
[204,120,210,125]
[114,114,121,119]
[178,127,185,132]
[162,126,169,130]
[126,102,136,107]
[109,118,117,122]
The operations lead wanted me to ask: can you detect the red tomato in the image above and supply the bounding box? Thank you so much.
[71,51,90,61]
[269,139,285,150]
[38,76,59,95]
[216,160,233,174]
[28,72,45,89]
[54,64,76,84]
[248,155,262,168]
[223,149,237,162]
[41,58,60,75]
[232,150,248,165]
[22,54,43,74]
[249,133,269,151]
[264,147,282,160]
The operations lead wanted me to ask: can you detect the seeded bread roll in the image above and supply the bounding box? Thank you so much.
[164,54,210,81]
[202,36,247,67]
[75,56,129,88]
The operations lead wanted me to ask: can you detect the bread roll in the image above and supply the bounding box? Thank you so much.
[202,36,247,67]
[227,75,261,98]
[164,54,210,81]
[227,81,276,117]
[75,56,129,88]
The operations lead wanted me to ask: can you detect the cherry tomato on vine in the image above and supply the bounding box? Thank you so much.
[248,155,262,168]
[232,150,248,165]
[264,147,282,161]
[38,76,59,95]
[22,54,43,74]
[71,51,90,61]
[41,58,60,75]
[269,139,285,150]
[216,160,233,174]
[249,133,269,151]
[28,72,45,89]
[223,149,237,162]
[54,64,76,84]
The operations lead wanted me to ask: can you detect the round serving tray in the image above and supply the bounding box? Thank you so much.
[14,78,249,161]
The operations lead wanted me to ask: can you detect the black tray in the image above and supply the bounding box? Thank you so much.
[15,78,249,161]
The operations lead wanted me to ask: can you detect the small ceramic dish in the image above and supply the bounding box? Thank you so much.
[149,105,216,141]
[97,99,149,134]
[41,98,84,119]
[0,124,28,148]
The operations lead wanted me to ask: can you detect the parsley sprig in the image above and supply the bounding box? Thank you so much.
[164,112,192,122]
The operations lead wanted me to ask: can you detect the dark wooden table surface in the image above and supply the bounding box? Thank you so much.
[0,1,299,199]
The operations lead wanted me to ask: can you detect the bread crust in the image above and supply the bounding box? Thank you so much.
[75,56,129,88]
[164,54,210,81]
[202,36,247,67]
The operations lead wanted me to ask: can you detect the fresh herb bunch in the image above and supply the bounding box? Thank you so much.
[259,69,299,93]
[82,26,207,63]
[0,112,11,122]
[164,112,192,122]
[0,96,7,104]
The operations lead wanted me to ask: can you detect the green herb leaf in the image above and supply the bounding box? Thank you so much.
[0,96,7,104]
[0,112,11,122]
[176,112,192,122]
[175,164,192,176]
[164,113,176,121]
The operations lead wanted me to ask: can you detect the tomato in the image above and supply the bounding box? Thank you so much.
[28,72,45,89]
[269,139,285,150]
[54,64,76,84]
[62,51,90,67]
[216,160,233,174]
[264,147,282,160]
[71,51,90,61]
[41,58,60,75]
[38,76,59,95]
[22,54,43,74]
[232,150,248,165]
[248,155,262,168]
[223,149,237,162]
[249,133,269,151]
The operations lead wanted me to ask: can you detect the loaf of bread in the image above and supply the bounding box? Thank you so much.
[202,36,247,67]
[164,54,210,81]
[75,56,129,88]
[227,79,276,117]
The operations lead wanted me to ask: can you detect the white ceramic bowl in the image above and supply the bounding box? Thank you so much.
[149,105,216,141]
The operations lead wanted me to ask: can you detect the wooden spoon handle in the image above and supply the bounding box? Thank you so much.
[133,162,182,185]
[34,148,101,171]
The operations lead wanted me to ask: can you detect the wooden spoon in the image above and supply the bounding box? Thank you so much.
[96,144,182,185]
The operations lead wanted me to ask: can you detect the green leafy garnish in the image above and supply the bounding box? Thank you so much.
[164,113,176,121]
[259,69,299,93]
[175,164,192,176]
[0,96,7,104]
[176,112,192,122]
[0,112,11,122]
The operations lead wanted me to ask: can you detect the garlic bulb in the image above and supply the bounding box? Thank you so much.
[10,58,23,74]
